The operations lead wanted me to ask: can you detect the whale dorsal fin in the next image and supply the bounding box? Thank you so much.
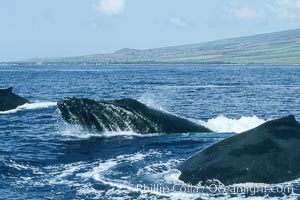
[0,87,13,94]
[7,87,13,92]
[268,114,299,127]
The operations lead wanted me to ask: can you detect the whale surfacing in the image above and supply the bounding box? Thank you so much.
[178,115,300,185]
[57,97,211,134]
[0,87,29,112]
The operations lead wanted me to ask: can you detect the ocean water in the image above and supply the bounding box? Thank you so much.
[0,64,300,199]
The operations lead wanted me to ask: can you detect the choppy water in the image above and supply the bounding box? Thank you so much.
[0,64,300,199]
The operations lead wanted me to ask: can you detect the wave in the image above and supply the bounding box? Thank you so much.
[5,153,298,200]
[0,102,57,114]
[198,115,266,133]
[158,85,234,89]
[75,155,298,199]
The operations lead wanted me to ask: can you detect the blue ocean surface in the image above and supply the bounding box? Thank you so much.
[0,64,300,199]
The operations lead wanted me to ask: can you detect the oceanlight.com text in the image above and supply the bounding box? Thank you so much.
[136,183,294,196]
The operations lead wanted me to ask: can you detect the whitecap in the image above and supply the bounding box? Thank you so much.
[199,115,266,133]
[0,102,57,114]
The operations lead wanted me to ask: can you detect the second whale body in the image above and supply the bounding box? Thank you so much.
[57,97,211,134]
[178,115,300,185]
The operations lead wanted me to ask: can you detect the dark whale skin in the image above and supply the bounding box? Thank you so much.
[57,97,211,134]
[0,87,29,112]
[178,115,300,185]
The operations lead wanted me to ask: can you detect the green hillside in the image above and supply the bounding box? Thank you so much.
[13,28,300,65]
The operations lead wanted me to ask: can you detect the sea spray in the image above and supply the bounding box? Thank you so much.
[199,115,266,133]
[0,102,57,114]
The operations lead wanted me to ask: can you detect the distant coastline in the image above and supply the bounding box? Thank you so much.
[2,28,300,66]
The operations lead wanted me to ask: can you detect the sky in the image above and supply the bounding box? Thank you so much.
[0,0,300,61]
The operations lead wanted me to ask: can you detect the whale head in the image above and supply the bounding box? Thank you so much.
[57,97,138,132]
[57,97,93,126]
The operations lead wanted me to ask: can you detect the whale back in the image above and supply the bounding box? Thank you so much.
[0,87,29,111]
[0,87,13,94]
[57,97,211,134]
[178,115,300,185]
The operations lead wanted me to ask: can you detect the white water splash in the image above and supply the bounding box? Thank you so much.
[58,114,267,139]
[138,93,165,111]
[198,115,266,133]
[57,124,159,139]
[138,94,266,134]
[0,102,57,114]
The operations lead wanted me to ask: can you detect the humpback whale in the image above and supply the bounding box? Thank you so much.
[0,87,29,112]
[57,97,211,134]
[178,115,300,185]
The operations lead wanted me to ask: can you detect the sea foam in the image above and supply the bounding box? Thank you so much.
[0,102,57,114]
[198,115,266,133]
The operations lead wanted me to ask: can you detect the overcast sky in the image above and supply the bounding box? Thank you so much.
[1,0,300,61]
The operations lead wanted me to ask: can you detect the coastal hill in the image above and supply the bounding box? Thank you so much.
[11,28,300,65]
